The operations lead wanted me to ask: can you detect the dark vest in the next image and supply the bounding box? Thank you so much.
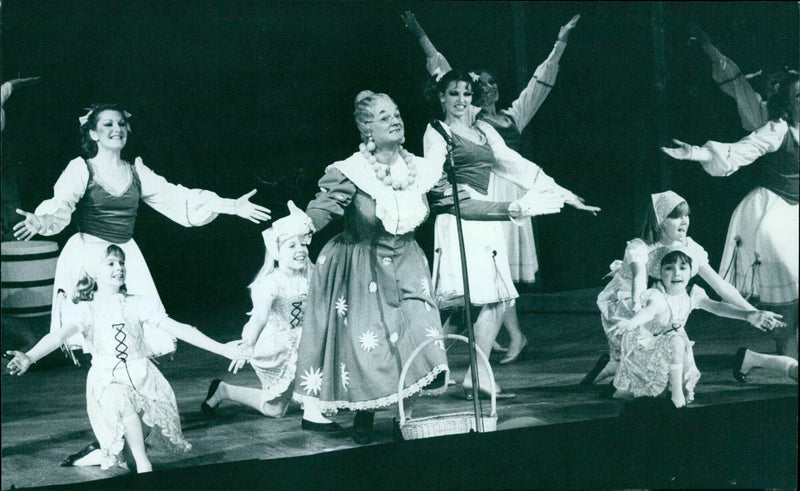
[75,160,141,243]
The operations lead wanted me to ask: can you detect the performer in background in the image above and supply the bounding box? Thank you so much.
[201,202,314,419]
[1,75,41,132]
[5,245,250,473]
[662,72,799,361]
[424,69,599,399]
[403,11,581,364]
[293,90,556,444]
[12,103,270,466]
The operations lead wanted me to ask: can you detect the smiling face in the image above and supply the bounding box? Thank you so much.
[439,80,473,120]
[277,235,309,272]
[95,251,127,291]
[368,97,404,148]
[659,208,690,243]
[660,258,691,295]
[89,110,129,152]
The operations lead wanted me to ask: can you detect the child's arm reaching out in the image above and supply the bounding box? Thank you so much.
[697,297,785,332]
[6,323,81,375]
[157,318,251,361]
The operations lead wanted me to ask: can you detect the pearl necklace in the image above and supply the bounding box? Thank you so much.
[359,143,417,190]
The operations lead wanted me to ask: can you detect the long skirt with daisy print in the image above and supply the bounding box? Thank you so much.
[292,175,449,413]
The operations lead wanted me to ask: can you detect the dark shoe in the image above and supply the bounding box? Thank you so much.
[580,353,610,386]
[600,383,616,399]
[301,419,344,432]
[461,387,516,400]
[499,335,529,364]
[59,441,100,467]
[201,379,222,417]
[352,411,374,444]
[733,347,749,382]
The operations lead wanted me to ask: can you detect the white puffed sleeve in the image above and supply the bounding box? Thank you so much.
[697,120,788,177]
[32,158,90,236]
[136,157,236,227]
[478,121,573,199]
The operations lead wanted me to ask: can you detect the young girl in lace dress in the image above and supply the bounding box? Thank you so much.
[5,245,250,473]
[201,202,313,419]
[612,248,781,408]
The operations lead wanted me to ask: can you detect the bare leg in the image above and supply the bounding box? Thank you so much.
[499,304,528,364]
[740,349,799,381]
[669,336,687,408]
[121,410,151,473]
[462,302,505,393]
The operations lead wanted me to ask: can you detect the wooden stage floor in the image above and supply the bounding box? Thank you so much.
[2,290,797,489]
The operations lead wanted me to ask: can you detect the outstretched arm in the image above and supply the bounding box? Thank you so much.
[697,296,784,332]
[661,120,788,177]
[157,317,251,361]
[6,323,80,375]
[688,23,767,131]
[505,14,580,132]
[615,296,663,333]
[137,157,271,227]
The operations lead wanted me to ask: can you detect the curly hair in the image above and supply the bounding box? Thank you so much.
[79,103,132,159]
[353,90,396,143]
[423,69,475,120]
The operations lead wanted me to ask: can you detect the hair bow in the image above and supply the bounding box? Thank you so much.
[78,108,93,126]
[468,71,480,82]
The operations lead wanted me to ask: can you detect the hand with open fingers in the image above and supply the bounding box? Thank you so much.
[234,189,271,223]
[12,209,43,241]
[401,11,425,38]
[747,310,785,332]
[661,139,695,161]
[558,14,581,42]
[515,188,565,217]
[228,358,249,374]
[6,350,32,376]
[223,339,253,361]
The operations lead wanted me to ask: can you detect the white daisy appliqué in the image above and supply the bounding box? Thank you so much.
[340,363,350,391]
[425,326,445,350]
[359,330,379,352]
[389,332,399,344]
[335,296,348,317]
[300,367,324,395]
[419,279,430,297]
[368,281,377,293]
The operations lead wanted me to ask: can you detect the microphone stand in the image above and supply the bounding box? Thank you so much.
[435,121,484,432]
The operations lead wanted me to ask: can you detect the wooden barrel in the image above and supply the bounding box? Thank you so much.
[1,240,59,317]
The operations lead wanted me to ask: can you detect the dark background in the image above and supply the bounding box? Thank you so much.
[2,1,798,324]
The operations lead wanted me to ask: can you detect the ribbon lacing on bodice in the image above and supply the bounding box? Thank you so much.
[112,322,137,389]
[290,300,305,329]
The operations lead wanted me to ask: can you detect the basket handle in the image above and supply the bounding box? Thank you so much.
[398,334,496,428]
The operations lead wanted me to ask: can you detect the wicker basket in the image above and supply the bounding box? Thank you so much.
[398,334,497,440]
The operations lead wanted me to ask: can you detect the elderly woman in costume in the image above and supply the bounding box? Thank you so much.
[292,90,554,444]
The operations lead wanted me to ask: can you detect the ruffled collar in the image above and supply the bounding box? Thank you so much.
[329,151,443,235]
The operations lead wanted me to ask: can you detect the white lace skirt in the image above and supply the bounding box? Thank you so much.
[86,356,190,469]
